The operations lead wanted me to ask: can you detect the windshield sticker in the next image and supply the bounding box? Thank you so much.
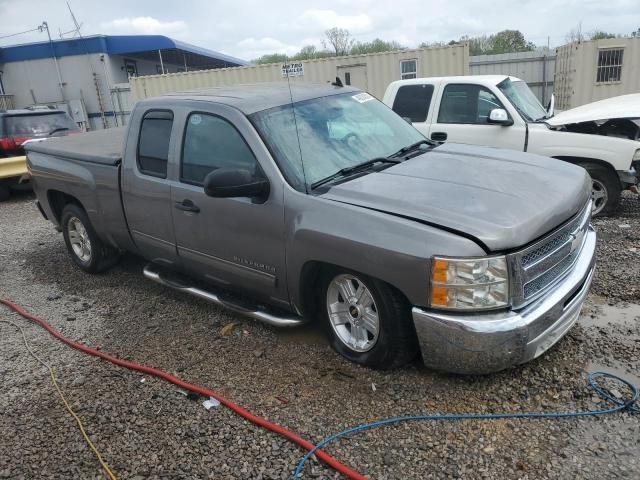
[352,92,374,103]
[190,114,202,125]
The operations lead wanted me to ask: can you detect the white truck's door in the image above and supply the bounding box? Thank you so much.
[428,83,527,151]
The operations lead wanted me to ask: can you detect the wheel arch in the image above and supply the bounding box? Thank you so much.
[552,155,619,177]
[297,260,411,322]
[47,190,85,223]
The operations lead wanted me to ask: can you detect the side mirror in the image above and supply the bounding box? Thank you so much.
[487,108,513,126]
[204,168,270,201]
[547,93,555,117]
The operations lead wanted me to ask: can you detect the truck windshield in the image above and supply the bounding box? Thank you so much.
[497,79,547,122]
[250,92,427,190]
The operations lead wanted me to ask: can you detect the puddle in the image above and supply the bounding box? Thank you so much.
[579,299,640,329]
[585,359,640,387]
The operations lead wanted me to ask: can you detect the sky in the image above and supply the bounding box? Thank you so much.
[0,0,637,60]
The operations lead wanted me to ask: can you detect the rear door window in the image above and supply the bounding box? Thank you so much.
[392,84,434,123]
[137,110,173,178]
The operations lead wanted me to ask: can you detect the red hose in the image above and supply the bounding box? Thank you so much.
[0,299,367,480]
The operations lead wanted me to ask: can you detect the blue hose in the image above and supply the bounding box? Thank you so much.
[293,372,638,479]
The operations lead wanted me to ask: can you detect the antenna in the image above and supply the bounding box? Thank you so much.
[67,1,83,34]
[284,68,308,193]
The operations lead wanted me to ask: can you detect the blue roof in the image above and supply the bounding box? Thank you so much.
[0,35,248,66]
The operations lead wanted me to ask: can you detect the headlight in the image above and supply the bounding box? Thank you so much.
[430,256,509,311]
[633,149,640,162]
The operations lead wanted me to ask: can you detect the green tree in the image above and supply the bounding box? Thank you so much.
[589,31,617,40]
[252,53,289,65]
[489,30,536,54]
[351,38,406,55]
[418,40,446,48]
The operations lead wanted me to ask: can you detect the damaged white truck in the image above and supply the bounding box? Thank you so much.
[383,76,640,216]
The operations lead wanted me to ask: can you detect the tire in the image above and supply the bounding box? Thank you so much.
[0,184,10,202]
[319,269,419,369]
[582,163,620,217]
[61,203,119,273]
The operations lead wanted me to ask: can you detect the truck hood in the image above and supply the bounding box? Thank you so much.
[547,93,640,126]
[321,143,591,252]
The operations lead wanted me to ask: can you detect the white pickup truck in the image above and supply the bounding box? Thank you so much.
[383,75,640,216]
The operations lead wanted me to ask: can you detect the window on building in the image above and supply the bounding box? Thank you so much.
[124,59,138,78]
[437,84,506,124]
[344,72,351,86]
[137,110,173,178]
[391,84,434,123]
[596,48,624,83]
[400,59,417,80]
[181,113,259,185]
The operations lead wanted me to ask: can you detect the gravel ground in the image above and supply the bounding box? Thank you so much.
[1,191,639,480]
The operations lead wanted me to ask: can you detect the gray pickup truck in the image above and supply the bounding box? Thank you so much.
[26,83,596,374]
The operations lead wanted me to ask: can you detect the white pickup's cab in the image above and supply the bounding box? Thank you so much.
[382,76,640,216]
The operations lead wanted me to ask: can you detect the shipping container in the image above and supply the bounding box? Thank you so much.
[554,37,640,110]
[130,44,469,101]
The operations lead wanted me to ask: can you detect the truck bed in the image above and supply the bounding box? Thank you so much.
[25,127,125,165]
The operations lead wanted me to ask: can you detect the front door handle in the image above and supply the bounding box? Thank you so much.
[175,199,200,213]
[431,131,448,142]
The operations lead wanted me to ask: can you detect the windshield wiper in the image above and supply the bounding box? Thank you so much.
[48,127,70,136]
[310,158,401,190]
[389,139,432,158]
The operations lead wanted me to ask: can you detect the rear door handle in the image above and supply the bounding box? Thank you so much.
[175,199,200,213]
[431,132,448,142]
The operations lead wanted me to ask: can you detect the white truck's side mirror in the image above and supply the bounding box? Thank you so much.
[488,109,513,126]
[547,94,555,117]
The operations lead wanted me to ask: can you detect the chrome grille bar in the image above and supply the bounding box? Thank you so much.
[508,201,592,308]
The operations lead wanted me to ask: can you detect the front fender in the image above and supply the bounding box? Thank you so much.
[284,189,486,310]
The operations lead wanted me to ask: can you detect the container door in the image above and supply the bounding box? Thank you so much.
[337,65,368,91]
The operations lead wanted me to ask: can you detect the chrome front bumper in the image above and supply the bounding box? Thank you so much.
[412,227,596,374]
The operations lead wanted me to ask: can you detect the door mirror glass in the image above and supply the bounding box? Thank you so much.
[203,168,270,201]
[488,108,513,126]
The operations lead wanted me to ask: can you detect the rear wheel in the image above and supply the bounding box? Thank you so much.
[320,270,418,369]
[583,163,620,216]
[61,203,119,273]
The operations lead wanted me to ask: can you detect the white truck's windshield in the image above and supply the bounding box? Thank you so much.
[497,79,547,122]
[251,92,426,189]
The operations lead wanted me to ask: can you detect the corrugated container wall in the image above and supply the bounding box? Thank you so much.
[554,37,640,110]
[130,44,469,101]
[470,50,555,105]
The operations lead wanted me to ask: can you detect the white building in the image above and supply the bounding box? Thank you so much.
[0,35,247,130]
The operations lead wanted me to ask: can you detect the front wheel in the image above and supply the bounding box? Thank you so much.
[321,270,418,369]
[61,203,119,273]
[583,163,620,217]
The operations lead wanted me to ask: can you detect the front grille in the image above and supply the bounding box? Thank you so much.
[521,231,572,267]
[523,253,576,298]
[509,201,591,308]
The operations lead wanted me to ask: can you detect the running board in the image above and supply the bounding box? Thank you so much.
[143,263,304,328]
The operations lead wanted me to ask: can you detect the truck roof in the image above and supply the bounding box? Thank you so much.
[148,82,362,115]
[388,75,523,88]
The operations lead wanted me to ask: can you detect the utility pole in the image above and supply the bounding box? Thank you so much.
[41,21,66,101]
